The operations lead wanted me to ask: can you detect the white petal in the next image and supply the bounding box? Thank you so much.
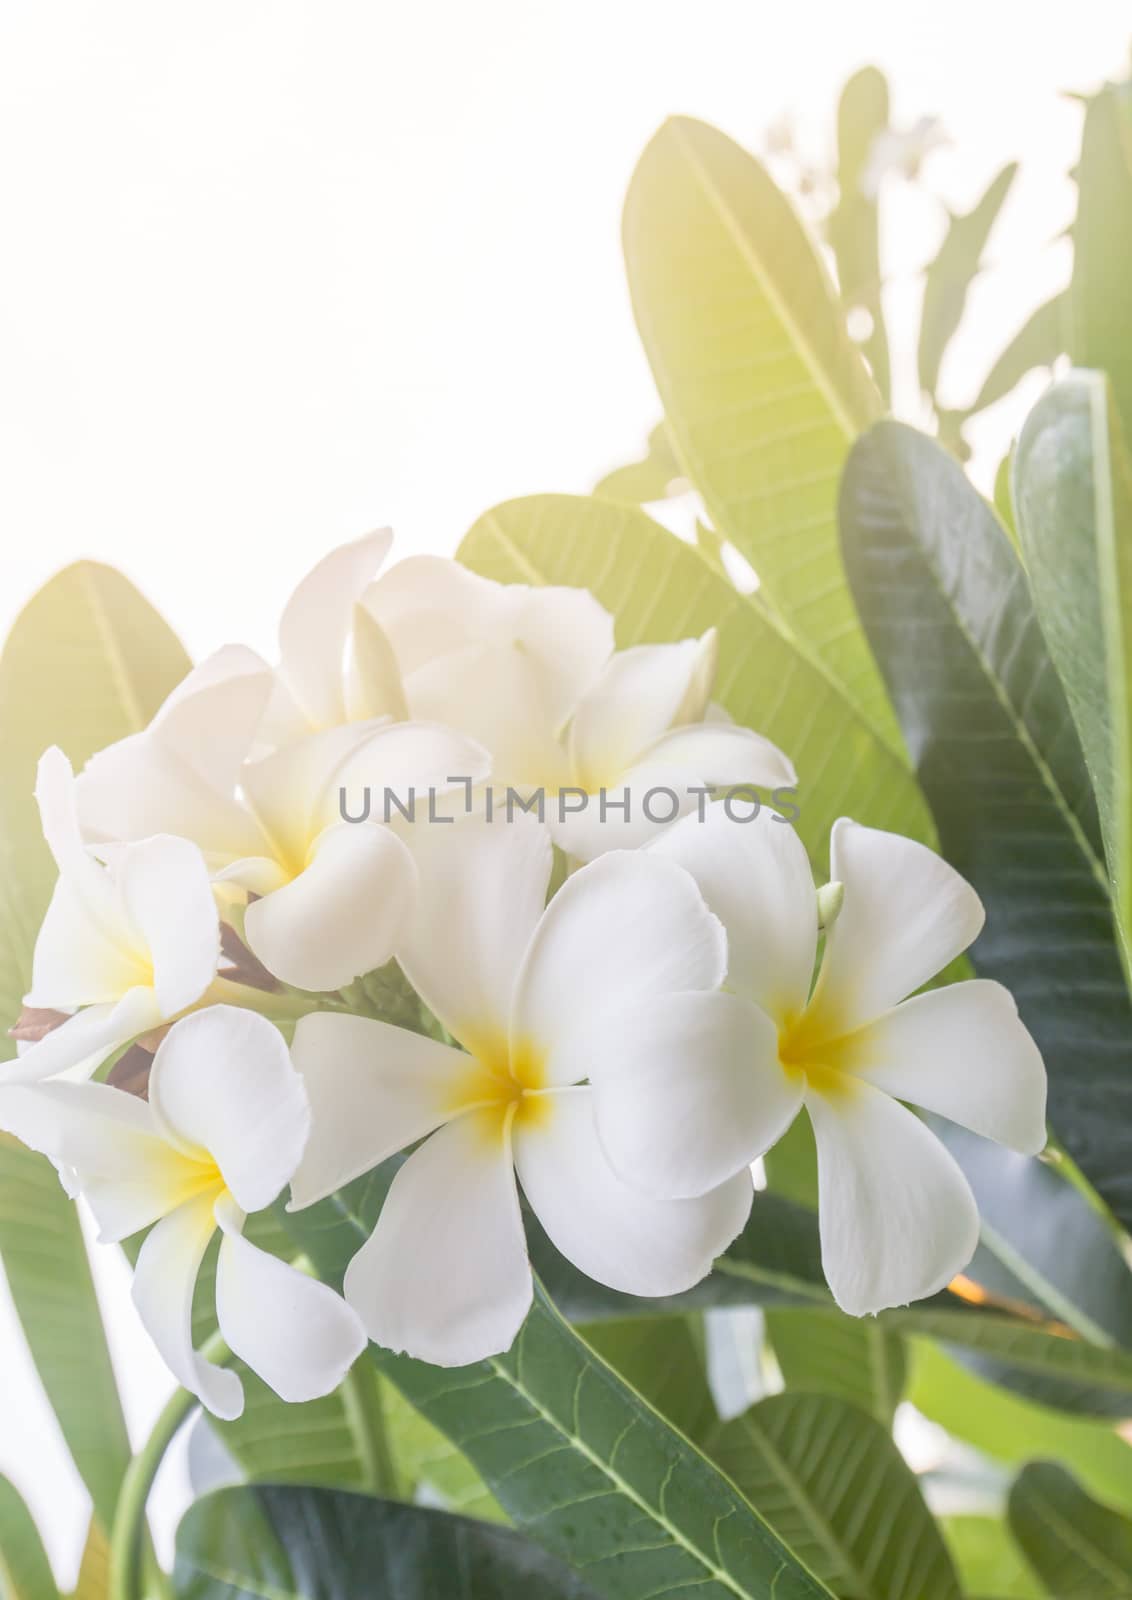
[0,1077,210,1240]
[809,819,985,1038]
[148,1007,309,1212]
[116,835,220,1015]
[364,556,513,675]
[345,602,409,722]
[513,1088,752,1295]
[651,802,817,1021]
[512,850,726,1081]
[240,721,390,870]
[334,719,492,809]
[807,1079,980,1316]
[132,1188,242,1419]
[289,1013,470,1209]
[27,874,151,1010]
[76,649,271,860]
[343,1111,532,1367]
[544,762,697,860]
[397,813,552,1055]
[214,1195,366,1403]
[243,822,417,993]
[278,530,393,727]
[567,637,715,790]
[839,981,1047,1155]
[78,733,266,862]
[637,721,796,791]
[1,990,162,1085]
[30,749,144,1002]
[400,644,573,792]
[588,991,800,1198]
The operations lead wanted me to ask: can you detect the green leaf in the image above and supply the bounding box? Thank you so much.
[458,493,935,870]
[707,1393,962,1599]
[909,1341,1132,1513]
[379,1285,834,1600]
[883,1308,1132,1417]
[928,1121,1132,1352]
[829,65,892,402]
[1008,1463,1132,1597]
[765,1307,907,1423]
[994,447,1021,556]
[172,1486,601,1599]
[1070,82,1132,438]
[0,1139,130,1535]
[1014,370,1132,986]
[918,163,1018,401]
[839,420,1132,1234]
[283,1191,834,1600]
[967,295,1066,418]
[941,1516,1042,1599]
[0,1474,58,1600]
[583,1316,717,1443]
[621,116,898,751]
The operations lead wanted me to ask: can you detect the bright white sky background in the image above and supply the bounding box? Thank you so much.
[0,0,1129,1580]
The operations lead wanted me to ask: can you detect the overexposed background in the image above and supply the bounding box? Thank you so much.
[0,0,1129,1580]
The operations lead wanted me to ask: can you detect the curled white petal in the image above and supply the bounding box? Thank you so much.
[214,1195,366,1404]
[132,1188,242,1419]
[243,822,417,993]
[148,1006,310,1214]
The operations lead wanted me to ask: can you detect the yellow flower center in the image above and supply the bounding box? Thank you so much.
[448,1030,554,1136]
[776,1013,859,1100]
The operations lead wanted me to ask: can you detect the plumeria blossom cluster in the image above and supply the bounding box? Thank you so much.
[0,533,1048,1414]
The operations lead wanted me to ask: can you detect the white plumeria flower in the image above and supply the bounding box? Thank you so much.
[0,1006,365,1417]
[4,748,220,1085]
[586,806,1047,1317]
[544,631,796,860]
[288,813,753,1367]
[369,557,794,860]
[363,555,616,791]
[80,674,489,991]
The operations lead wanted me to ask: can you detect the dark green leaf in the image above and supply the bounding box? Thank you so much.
[583,1316,717,1443]
[1008,1463,1132,1597]
[622,116,898,750]
[1014,369,1132,986]
[919,164,1018,400]
[839,420,1132,1234]
[708,1393,962,1599]
[172,1486,600,1599]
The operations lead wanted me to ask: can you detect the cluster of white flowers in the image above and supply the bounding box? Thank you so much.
[0,533,1047,1415]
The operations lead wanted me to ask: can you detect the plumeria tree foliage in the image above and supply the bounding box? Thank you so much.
[0,62,1131,1600]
